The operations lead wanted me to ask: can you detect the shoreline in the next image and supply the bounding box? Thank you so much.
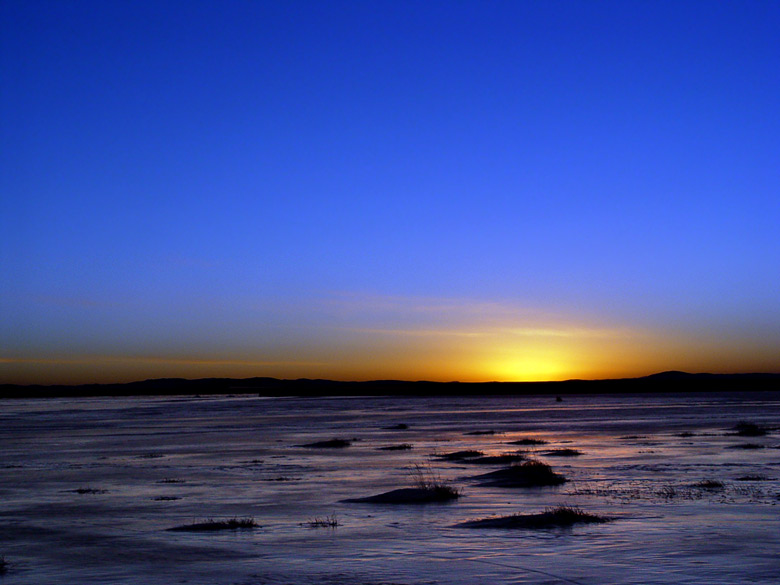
[2,371,779,399]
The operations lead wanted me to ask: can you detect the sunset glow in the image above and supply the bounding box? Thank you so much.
[2,1,779,385]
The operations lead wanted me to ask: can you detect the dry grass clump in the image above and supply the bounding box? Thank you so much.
[300,438,352,448]
[345,464,460,504]
[507,437,548,446]
[304,514,340,528]
[458,505,609,529]
[378,444,413,451]
[435,450,484,461]
[475,459,566,488]
[167,517,259,532]
[462,452,526,465]
[72,487,107,494]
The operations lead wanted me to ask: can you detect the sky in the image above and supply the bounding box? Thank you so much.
[2,0,779,385]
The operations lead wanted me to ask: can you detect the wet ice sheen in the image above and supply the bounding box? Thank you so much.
[0,391,778,584]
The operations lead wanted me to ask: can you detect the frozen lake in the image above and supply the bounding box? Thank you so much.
[1,391,778,584]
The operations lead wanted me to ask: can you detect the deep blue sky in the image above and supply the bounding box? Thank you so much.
[2,1,779,383]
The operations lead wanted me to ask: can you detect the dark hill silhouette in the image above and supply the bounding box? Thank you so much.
[0,372,778,399]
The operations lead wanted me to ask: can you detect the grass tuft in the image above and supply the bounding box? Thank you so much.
[459,505,609,529]
[304,514,340,528]
[345,464,460,504]
[167,517,259,532]
[693,479,724,489]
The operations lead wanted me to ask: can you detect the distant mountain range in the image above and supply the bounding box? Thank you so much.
[1,371,778,398]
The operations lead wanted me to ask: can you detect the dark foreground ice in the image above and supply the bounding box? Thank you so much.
[1,391,778,584]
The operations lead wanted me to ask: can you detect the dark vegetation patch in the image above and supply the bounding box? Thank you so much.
[473,460,566,488]
[345,465,460,504]
[693,479,724,489]
[736,475,769,481]
[676,432,696,437]
[619,435,646,440]
[543,449,582,457]
[383,423,409,430]
[457,506,609,529]
[0,556,8,574]
[733,422,769,437]
[507,438,548,445]
[138,453,165,459]
[464,430,496,436]
[167,518,259,532]
[72,488,107,494]
[377,444,413,451]
[461,452,526,465]
[728,443,765,450]
[158,478,184,484]
[263,476,300,482]
[345,486,460,504]
[300,438,352,449]
[153,496,181,501]
[434,450,483,461]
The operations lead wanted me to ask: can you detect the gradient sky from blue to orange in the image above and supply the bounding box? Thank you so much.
[1,0,779,384]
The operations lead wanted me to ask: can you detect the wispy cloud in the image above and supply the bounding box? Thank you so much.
[321,292,625,339]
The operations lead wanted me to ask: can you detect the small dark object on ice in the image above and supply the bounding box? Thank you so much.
[72,487,107,494]
[300,438,351,448]
[378,444,413,451]
[544,448,582,457]
[733,422,768,437]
